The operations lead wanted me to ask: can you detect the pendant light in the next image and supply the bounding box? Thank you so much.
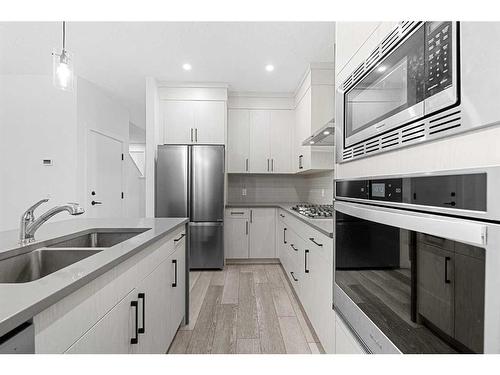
[52,21,74,92]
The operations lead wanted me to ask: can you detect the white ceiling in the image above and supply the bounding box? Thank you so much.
[0,22,335,127]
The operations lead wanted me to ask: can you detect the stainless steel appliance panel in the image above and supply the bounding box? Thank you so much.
[189,222,224,269]
[156,145,189,218]
[190,145,224,222]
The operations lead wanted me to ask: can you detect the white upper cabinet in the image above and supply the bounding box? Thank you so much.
[227,109,250,173]
[227,108,294,174]
[249,110,271,173]
[269,110,294,173]
[194,101,226,144]
[161,100,225,145]
[161,100,195,144]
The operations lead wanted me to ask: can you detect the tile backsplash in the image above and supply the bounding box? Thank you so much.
[227,170,333,205]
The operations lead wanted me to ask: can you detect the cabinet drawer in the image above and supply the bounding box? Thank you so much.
[34,227,183,353]
[225,208,250,219]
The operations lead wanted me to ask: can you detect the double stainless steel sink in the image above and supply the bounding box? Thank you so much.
[0,229,149,284]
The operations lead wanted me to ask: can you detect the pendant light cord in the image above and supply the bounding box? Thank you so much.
[62,21,66,51]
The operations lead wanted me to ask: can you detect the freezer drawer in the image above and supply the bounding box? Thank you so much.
[189,222,224,269]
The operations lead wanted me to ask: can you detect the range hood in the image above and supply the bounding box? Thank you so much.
[302,120,334,146]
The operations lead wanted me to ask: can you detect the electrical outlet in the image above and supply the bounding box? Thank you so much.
[242,188,247,196]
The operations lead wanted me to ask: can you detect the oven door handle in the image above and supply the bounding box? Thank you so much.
[334,201,488,247]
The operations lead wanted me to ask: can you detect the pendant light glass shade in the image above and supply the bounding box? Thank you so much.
[52,22,74,92]
[52,48,74,91]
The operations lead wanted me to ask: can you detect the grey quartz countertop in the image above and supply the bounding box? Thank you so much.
[0,217,188,337]
[225,202,333,238]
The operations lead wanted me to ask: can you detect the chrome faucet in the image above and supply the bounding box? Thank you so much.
[19,199,84,245]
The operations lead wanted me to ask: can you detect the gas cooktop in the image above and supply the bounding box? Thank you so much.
[291,204,333,219]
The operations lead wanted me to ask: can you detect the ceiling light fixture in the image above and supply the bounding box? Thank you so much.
[182,63,192,71]
[265,64,274,72]
[377,65,387,73]
[309,140,315,144]
[323,130,330,135]
[52,21,74,92]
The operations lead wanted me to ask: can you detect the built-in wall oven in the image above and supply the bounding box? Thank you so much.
[338,22,500,162]
[334,167,500,353]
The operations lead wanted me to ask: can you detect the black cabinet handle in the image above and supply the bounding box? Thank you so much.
[174,233,186,242]
[299,155,303,169]
[444,201,456,207]
[290,244,298,252]
[130,300,139,344]
[283,228,287,244]
[172,259,178,287]
[445,256,451,284]
[138,293,145,334]
[279,213,285,218]
[91,200,102,206]
[309,237,323,247]
[246,221,249,235]
[290,271,298,282]
[305,249,310,273]
[230,211,245,215]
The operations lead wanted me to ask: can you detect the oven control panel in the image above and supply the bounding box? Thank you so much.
[369,179,403,202]
[425,21,453,98]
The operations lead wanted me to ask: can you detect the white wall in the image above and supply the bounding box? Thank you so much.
[0,75,78,231]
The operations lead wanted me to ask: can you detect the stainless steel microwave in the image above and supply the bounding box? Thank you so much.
[338,22,500,162]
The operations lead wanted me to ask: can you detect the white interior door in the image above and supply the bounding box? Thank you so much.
[87,131,124,218]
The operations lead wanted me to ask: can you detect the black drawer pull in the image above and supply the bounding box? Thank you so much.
[305,249,310,273]
[138,293,145,334]
[283,228,287,244]
[290,244,298,252]
[172,259,178,287]
[444,256,451,284]
[130,300,139,344]
[174,233,186,242]
[231,211,245,215]
[290,271,298,282]
[309,238,323,247]
[280,214,285,218]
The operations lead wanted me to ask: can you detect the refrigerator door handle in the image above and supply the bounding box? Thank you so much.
[195,128,198,143]
[190,128,193,143]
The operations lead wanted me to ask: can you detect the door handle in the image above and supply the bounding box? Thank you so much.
[195,128,198,142]
[444,256,451,284]
[172,259,178,287]
[190,128,193,142]
[305,249,310,273]
[267,158,270,172]
[290,244,298,252]
[290,271,298,282]
[245,158,249,172]
[246,221,249,235]
[283,228,287,244]
[271,159,274,172]
[138,293,145,334]
[309,237,323,247]
[299,155,303,169]
[91,200,102,206]
[130,300,139,344]
[250,210,253,223]
[280,213,285,218]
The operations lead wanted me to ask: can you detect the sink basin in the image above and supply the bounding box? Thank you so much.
[0,249,101,283]
[48,229,148,248]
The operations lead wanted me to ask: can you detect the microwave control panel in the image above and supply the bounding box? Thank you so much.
[425,21,453,98]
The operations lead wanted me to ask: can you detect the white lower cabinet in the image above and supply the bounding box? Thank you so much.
[277,209,335,353]
[224,208,276,259]
[335,312,367,354]
[35,226,187,354]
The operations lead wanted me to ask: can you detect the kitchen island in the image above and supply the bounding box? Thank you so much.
[0,217,188,353]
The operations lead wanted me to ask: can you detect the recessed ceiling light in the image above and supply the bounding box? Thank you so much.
[309,140,315,144]
[377,65,387,73]
[182,63,192,71]
[265,64,275,72]
[323,131,330,135]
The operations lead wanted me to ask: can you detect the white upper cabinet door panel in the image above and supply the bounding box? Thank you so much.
[162,101,196,144]
[249,110,271,173]
[195,101,226,144]
[269,110,294,173]
[227,109,250,173]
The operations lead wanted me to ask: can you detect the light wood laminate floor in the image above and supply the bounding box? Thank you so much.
[168,264,324,354]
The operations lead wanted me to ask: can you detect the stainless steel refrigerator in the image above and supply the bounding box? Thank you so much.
[156,145,224,269]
